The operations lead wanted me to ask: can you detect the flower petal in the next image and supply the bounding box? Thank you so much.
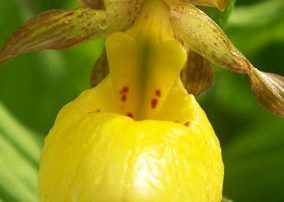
[181,0,228,11]
[171,3,284,116]
[170,4,246,73]
[0,8,103,64]
[91,50,109,87]
[250,68,284,116]
[0,1,142,65]
[181,51,214,96]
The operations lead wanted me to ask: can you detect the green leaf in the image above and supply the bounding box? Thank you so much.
[0,102,41,202]
[226,0,284,55]
[223,117,284,202]
[222,197,233,202]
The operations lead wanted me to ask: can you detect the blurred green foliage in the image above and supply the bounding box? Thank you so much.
[0,0,283,201]
[0,102,40,201]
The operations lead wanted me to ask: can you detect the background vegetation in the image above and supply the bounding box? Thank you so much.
[0,0,283,201]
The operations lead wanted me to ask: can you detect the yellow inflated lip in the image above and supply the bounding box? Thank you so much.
[38,78,223,202]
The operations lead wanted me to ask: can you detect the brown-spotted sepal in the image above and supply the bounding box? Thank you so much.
[0,8,107,64]
[91,49,109,87]
[170,2,284,116]
[0,1,142,65]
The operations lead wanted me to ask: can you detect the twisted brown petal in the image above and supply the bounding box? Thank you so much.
[250,68,284,116]
[0,1,142,65]
[171,3,284,116]
[91,50,109,87]
[181,51,214,95]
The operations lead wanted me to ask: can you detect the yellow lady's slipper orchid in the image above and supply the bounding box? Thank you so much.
[38,2,223,201]
[0,0,283,202]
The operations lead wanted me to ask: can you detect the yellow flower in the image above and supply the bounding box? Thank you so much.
[0,0,283,202]
[39,79,223,201]
[38,1,224,201]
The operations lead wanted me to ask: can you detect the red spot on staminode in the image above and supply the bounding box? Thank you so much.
[120,86,129,94]
[184,121,191,127]
[151,98,158,109]
[127,112,134,118]
[155,89,161,97]
[121,94,127,102]
[88,109,101,114]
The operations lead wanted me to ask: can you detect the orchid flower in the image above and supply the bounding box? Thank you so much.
[0,0,283,202]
